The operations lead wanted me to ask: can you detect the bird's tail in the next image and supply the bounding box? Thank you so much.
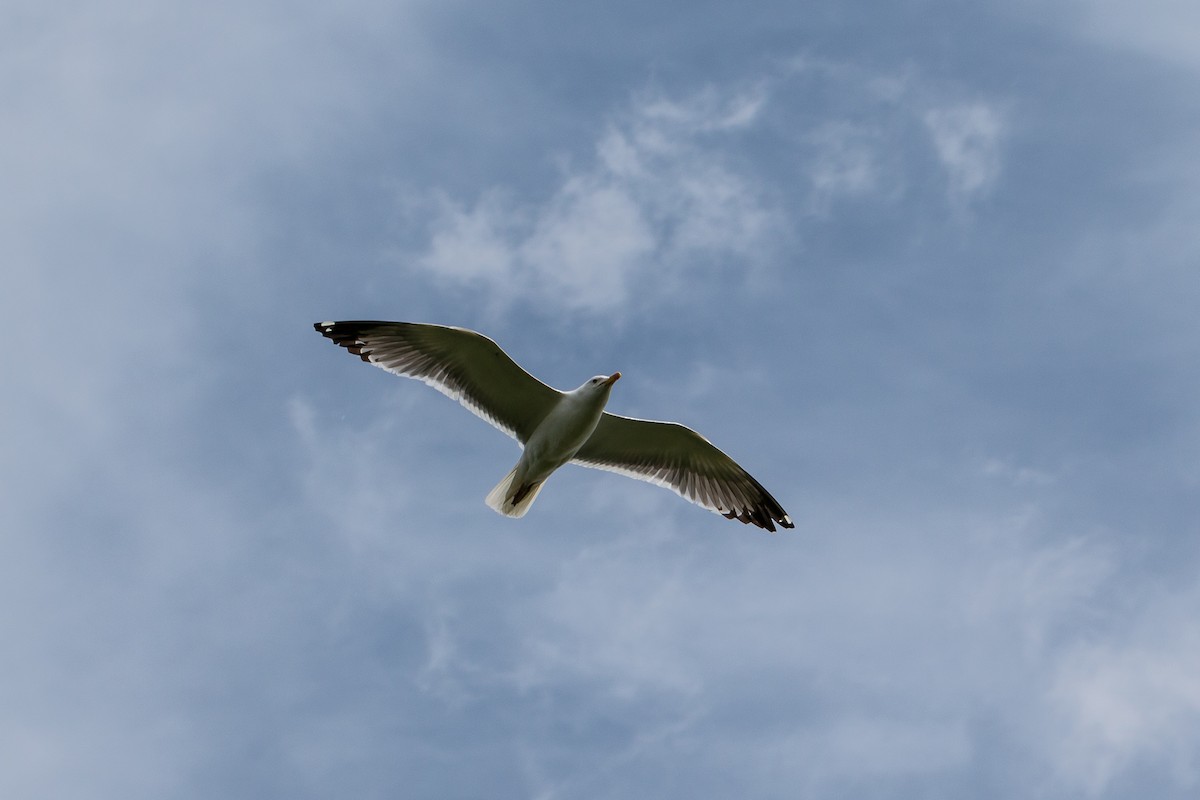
[485,465,544,518]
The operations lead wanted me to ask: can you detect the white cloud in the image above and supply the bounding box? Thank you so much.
[510,528,705,699]
[0,5,438,792]
[924,103,1006,204]
[632,82,769,133]
[804,716,973,777]
[518,181,657,312]
[782,58,1008,213]
[1071,0,1200,70]
[8,3,1199,796]
[806,121,887,207]
[980,456,1058,487]
[408,85,783,315]
[493,497,1154,794]
[1048,584,1200,794]
[421,190,522,284]
[407,65,1020,312]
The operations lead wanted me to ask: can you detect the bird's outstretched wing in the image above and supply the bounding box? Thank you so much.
[573,413,794,532]
[314,321,561,443]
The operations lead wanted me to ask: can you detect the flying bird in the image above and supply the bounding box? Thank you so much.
[314,321,794,531]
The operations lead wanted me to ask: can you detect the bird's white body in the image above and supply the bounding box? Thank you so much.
[486,374,619,517]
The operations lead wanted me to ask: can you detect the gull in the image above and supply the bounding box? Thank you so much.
[314,321,794,532]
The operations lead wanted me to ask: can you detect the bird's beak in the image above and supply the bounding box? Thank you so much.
[602,372,621,386]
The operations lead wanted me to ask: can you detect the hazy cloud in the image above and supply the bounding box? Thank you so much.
[1049,584,1200,794]
[6,1,1200,798]
[411,85,782,315]
[924,103,1006,204]
[1073,0,1200,70]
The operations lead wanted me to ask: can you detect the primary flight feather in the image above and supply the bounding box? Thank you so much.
[314,321,793,532]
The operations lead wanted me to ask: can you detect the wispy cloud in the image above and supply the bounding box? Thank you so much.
[778,56,1009,213]
[924,103,1006,205]
[1048,582,1200,794]
[1067,0,1200,70]
[8,2,1200,797]
[407,65,1015,317]
[410,84,783,315]
[805,120,890,209]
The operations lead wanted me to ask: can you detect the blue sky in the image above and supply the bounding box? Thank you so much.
[5,1,1200,797]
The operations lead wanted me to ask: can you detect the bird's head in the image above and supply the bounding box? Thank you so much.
[577,372,621,395]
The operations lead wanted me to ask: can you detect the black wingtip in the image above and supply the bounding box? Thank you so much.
[746,474,793,532]
[723,500,794,533]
